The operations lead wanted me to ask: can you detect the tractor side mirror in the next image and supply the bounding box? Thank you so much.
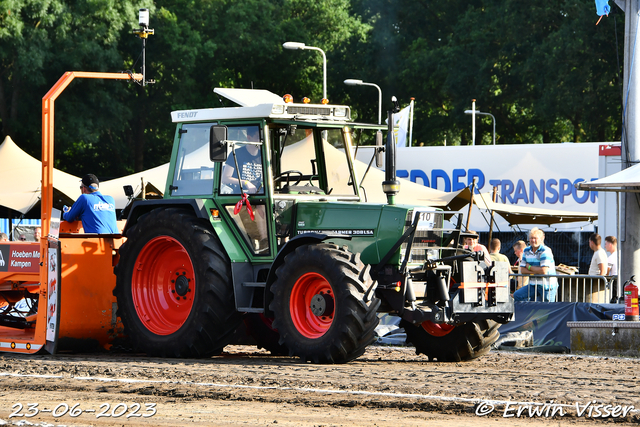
[375,130,384,168]
[210,125,229,162]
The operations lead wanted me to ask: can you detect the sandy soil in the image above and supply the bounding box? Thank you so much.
[0,345,638,426]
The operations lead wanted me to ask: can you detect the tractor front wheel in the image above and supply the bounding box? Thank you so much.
[114,208,241,358]
[269,244,380,363]
[401,318,500,362]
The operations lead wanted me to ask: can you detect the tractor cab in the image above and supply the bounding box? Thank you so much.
[162,89,384,259]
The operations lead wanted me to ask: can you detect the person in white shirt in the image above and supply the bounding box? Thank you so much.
[604,235,618,276]
[588,233,608,276]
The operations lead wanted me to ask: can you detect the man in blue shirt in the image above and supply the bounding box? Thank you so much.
[514,227,558,302]
[63,174,119,234]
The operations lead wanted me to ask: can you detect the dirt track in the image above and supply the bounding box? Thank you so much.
[0,345,638,426]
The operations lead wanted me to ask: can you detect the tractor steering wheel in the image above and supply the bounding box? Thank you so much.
[274,170,303,186]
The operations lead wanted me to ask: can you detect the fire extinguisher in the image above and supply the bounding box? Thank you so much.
[624,276,639,321]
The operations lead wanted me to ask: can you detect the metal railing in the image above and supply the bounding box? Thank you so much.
[509,273,619,304]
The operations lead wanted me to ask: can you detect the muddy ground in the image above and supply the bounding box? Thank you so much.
[0,345,638,426]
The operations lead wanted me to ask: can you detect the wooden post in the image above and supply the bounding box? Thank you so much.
[465,181,476,230]
[488,186,498,243]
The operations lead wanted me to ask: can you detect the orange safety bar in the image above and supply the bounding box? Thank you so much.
[40,71,142,284]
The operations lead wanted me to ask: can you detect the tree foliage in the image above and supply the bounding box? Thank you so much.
[0,0,625,178]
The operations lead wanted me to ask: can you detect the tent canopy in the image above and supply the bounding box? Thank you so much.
[473,192,597,226]
[576,163,640,192]
[0,136,80,214]
[0,136,168,215]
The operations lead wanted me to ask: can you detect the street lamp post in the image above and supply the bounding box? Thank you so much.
[343,79,382,125]
[464,109,496,145]
[283,42,327,101]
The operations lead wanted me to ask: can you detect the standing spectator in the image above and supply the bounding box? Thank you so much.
[604,236,618,276]
[514,228,558,302]
[513,240,526,267]
[0,232,8,242]
[588,234,608,276]
[489,238,510,263]
[33,227,41,241]
[511,240,528,291]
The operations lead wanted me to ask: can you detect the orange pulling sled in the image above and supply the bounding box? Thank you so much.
[0,72,141,354]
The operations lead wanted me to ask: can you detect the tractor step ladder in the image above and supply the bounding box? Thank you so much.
[237,281,266,313]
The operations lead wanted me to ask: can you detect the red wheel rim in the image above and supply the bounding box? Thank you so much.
[132,236,195,335]
[421,321,455,337]
[289,272,334,339]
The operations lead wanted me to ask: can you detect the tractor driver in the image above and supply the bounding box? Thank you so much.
[63,174,119,234]
[221,126,264,195]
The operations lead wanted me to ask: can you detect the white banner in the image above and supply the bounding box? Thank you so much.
[355,142,611,231]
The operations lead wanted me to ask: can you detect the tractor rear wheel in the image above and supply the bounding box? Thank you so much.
[114,208,241,358]
[401,318,500,362]
[269,243,380,363]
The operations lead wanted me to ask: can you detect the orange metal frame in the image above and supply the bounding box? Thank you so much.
[40,71,142,264]
[0,72,142,354]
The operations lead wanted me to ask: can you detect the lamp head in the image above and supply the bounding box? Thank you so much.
[283,42,306,50]
[139,8,149,28]
[344,79,363,86]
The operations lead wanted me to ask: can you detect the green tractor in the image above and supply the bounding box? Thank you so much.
[114,89,514,363]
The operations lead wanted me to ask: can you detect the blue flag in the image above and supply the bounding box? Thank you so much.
[595,0,610,16]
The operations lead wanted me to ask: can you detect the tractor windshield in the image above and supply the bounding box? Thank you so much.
[272,125,358,198]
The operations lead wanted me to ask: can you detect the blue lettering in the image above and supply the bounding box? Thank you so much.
[558,179,573,203]
[468,168,485,193]
[501,180,515,203]
[452,169,466,191]
[513,179,529,204]
[529,179,545,204]
[546,179,559,203]
[397,169,409,179]
[573,178,590,204]
[431,169,451,192]
[489,179,501,190]
[410,170,429,186]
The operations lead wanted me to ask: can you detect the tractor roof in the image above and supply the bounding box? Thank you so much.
[170,88,351,123]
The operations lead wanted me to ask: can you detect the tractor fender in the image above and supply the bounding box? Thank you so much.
[263,232,351,318]
[122,199,209,237]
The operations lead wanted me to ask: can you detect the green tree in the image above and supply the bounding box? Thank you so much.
[350,0,623,146]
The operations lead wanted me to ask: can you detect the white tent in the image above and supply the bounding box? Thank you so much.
[0,136,169,213]
[576,163,640,192]
[473,192,597,226]
[99,164,169,208]
[1,133,468,215]
[0,136,80,214]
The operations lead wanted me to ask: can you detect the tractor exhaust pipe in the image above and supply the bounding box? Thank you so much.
[382,96,401,205]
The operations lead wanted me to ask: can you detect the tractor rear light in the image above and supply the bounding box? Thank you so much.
[271,104,285,114]
[283,94,293,103]
[210,209,220,218]
[394,281,401,292]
